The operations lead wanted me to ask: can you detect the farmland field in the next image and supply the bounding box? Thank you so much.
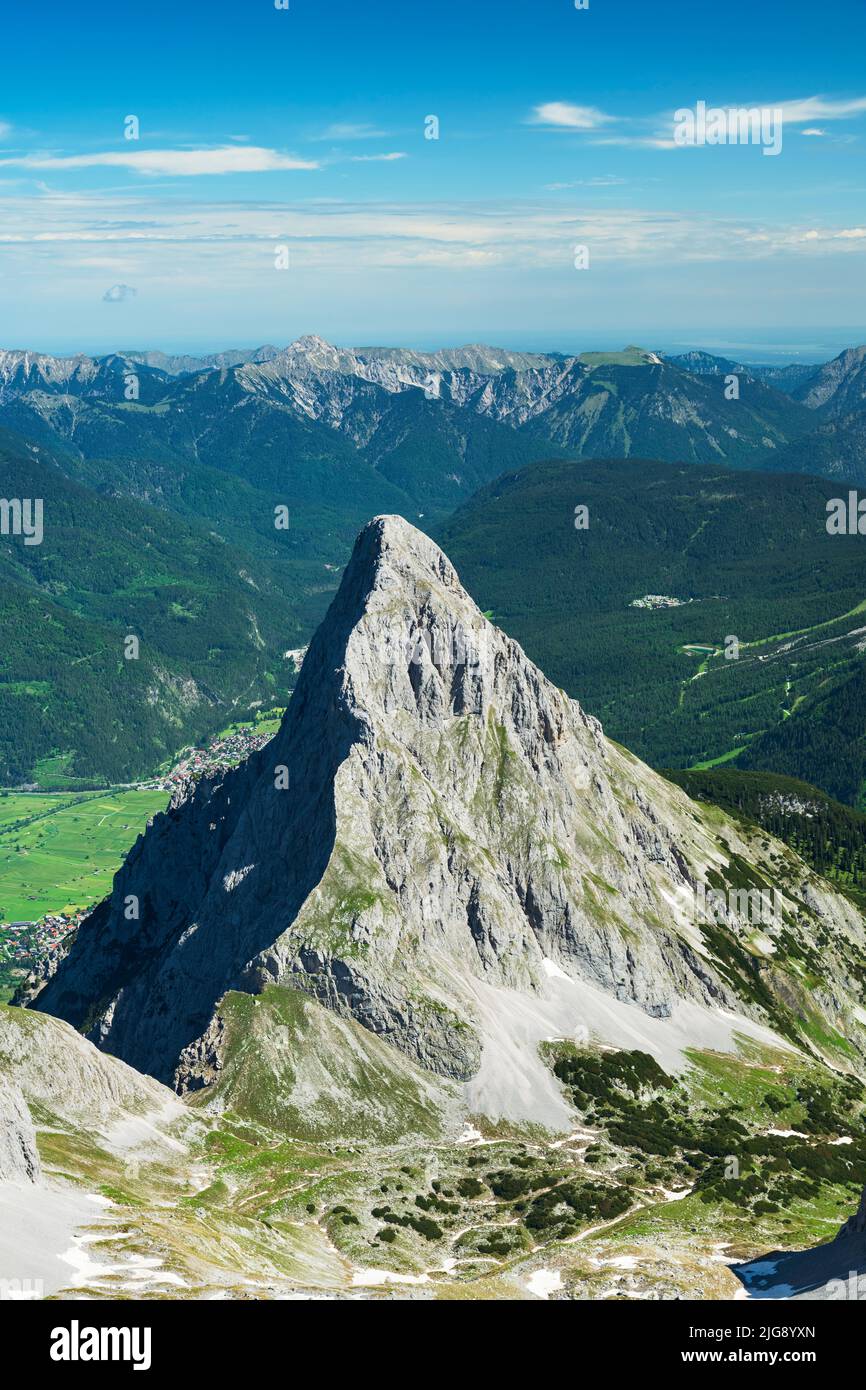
[0,790,167,925]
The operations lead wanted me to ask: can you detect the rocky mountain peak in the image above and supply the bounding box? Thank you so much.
[796,343,866,412]
[31,517,866,1128]
[0,348,97,395]
[280,334,351,373]
[290,333,337,353]
[337,511,466,619]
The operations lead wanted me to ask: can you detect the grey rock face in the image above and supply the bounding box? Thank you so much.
[0,1004,178,1132]
[795,345,866,415]
[0,1077,41,1183]
[33,516,866,1096]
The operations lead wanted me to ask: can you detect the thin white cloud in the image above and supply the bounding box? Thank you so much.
[544,175,627,189]
[0,121,11,139]
[0,146,318,176]
[591,135,677,149]
[798,226,866,243]
[530,102,616,130]
[350,152,407,163]
[665,95,866,129]
[773,95,866,123]
[315,122,388,141]
[390,247,501,267]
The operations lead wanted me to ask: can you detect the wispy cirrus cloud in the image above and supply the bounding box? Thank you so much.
[545,175,627,189]
[529,102,616,131]
[771,95,866,124]
[349,151,407,163]
[529,93,866,152]
[315,122,388,142]
[3,188,865,280]
[0,146,319,176]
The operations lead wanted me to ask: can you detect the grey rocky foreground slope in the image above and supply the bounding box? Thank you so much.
[32,516,866,1110]
[0,1004,182,1135]
[0,1076,41,1183]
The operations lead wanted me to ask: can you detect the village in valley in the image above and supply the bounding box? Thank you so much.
[1,909,88,988]
[140,719,279,795]
[0,706,288,997]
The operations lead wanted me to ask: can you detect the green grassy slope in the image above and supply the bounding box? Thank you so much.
[7,996,865,1300]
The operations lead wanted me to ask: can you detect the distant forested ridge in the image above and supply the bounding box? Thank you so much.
[438,456,866,801]
[737,665,866,807]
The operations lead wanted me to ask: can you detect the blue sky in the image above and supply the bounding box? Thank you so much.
[1,0,865,357]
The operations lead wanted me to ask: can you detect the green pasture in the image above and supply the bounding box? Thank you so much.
[0,790,166,924]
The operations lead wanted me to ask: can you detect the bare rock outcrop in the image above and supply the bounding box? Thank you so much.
[0,1076,41,1183]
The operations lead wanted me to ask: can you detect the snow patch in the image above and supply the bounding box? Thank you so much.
[526,1268,562,1299]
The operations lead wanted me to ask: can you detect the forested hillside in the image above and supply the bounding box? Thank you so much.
[438,456,866,794]
[0,338,861,788]
[664,768,866,906]
[737,665,866,806]
[0,430,297,784]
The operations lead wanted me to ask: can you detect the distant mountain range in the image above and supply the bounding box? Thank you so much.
[662,349,823,394]
[758,346,866,485]
[0,336,821,479]
[6,335,866,501]
[660,344,866,486]
[8,335,866,490]
[2,334,866,785]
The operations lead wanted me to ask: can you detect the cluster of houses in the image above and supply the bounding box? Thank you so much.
[628,593,690,609]
[140,724,276,793]
[0,909,84,976]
